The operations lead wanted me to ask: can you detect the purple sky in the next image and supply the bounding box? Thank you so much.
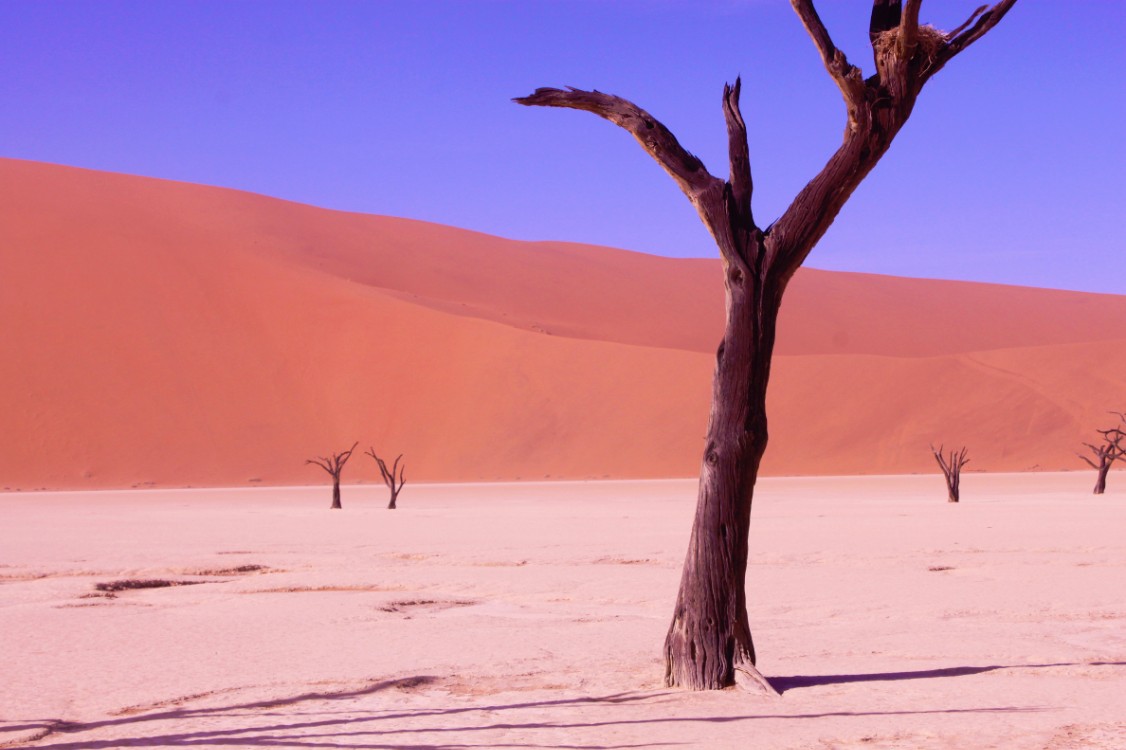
[2,1,1122,294]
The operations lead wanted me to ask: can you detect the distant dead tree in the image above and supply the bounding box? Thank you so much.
[931,445,970,503]
[367,449,406,509]
[1078,412,1126,495]
[306,442,358,510]
[517,0,1018,691]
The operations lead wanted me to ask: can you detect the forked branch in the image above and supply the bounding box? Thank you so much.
[772,0,1017,278]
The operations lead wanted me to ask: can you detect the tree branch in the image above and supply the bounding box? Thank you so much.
[338,442,358,469]
[309,442,357,478]
[306,457,332,474]
[368,448,405,488]
[791,0,866,120]
[514,87,720,205]
[926,0,1018,80]
[899,0,923,57]
[869,0,902,41]
[946,5,988,39]
[723,78,753,228]
[931,444,949,473]
[767,133,875,278]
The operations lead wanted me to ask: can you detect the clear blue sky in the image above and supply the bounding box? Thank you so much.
[2,1,1122,294]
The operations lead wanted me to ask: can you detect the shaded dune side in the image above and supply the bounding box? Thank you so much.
[764,338,1126,476]
[1,158,1123,489]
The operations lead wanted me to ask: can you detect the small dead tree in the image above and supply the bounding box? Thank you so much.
[1078,412,1126,495]
[517,0,1018,691]
[306,442,358,510]
[367,449,406,509]
[931,444,969,503]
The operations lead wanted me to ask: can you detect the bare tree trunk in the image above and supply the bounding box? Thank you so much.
[516,0,1018,691]
[367,449,406,510]
[665,271,782,691]
[932,445,969,503]
[1094,464,1109,495]
[1078,415,1125,495]
[307,442,358,511]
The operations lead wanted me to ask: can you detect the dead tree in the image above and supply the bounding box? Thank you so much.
[306,442,358,510]
[516,0,1017,691]
[366,449,406,509]
[1078,412,1126,495]
[931,444,970,503]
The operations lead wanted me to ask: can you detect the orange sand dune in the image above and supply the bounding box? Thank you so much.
[1,158,1123,489]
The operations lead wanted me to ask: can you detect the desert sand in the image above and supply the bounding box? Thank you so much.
[2,473,1124,749]
[2,157,1125,490]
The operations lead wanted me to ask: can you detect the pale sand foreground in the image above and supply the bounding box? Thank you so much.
[1,474,1123,749]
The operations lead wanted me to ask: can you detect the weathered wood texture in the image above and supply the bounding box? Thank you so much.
[367,449,406,509]
[306,442,358,510]
[516,0,1017,691]
[1078,413,1126,495]
[931,445,970,503]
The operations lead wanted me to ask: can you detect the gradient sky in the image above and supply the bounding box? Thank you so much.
[2,1,1123,294]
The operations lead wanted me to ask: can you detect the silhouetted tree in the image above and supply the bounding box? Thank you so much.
[931,444,970,503]
[366,449,406,509]
[516,0,1018,691]
[306,442,358,510]
[1078,412,1126,495]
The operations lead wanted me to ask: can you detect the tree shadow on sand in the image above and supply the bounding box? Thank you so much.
[770,660,1126,694]
[1,664,1096,749]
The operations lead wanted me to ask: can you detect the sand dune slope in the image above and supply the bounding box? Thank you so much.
[1,158,1122,488]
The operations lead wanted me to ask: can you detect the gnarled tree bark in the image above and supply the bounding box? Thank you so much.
[516,0,1017,691]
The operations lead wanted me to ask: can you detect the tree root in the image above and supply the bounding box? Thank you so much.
[734,663,780,696]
